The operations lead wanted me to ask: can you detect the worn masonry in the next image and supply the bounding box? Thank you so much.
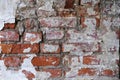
[0,0,119,80]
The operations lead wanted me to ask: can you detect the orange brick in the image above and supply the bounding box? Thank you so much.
[31,56,60,66]
[22,70,35,80]
[101,69,114,76]
[0,43,39,54]
[4,56,21,67]
[42,68,62,78]
[4,23,15,29]
[64,0,74,9]
[78,68,97,76]
[11,44,21,53]
[0,44,12,54]
[83,56,100,65]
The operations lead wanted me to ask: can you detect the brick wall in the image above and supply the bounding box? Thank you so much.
[0,0,119,80]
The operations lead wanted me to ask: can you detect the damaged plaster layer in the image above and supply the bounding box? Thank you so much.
[43,44,59,53]
[87,7,96,15]
[23,47,31,53]
[46,30,64,40]
[0,54,36,80]
[65,76,120,80]
[81,0,100,6]
[0,0,20,30]
[24,33,41,45]
[0,46,2,53]
[38,0,55,11]
[39,17,76,28]
[37,0,65,10]
[36,72,51,80]
[99,17,119,52]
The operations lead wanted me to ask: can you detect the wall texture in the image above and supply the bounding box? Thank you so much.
[0,0,119,80]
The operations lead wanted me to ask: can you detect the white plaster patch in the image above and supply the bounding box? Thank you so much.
[65,67,80,78]
[84,18,96,27]
[67,30,84,43]
[44,44,59,52]
[0,20,4,30]
[36,72,51,80]
[0,46,2,53]
[81,0,99,6]
[52,61,56,65]
[65,76,119,80]
[71,57,81,67]
[38,0,55,11]
[0,0,20,30]
[23,47,31,53]
[63,44,75,52]
[102,31,119,52]
[25,33,41,44]
[0,54,37,80]
[87,8,95,15]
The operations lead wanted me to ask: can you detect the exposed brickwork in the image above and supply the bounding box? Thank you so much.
[42,68,62,78]
[0,43,39,54]
[31,56,60,66]
[0,31,19,41]
[0,0,119,80]
[78,68,97,76]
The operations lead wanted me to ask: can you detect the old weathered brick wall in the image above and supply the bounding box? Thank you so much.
[0,0,119,80]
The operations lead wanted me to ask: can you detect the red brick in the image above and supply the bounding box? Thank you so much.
[0,31,19,41]
[41,43,60,54]
[31,56,60,66]
[42,69,62,78]
[24,32,42,44]
[4,56,21,67]
[78,68,97,76]
[21,43,40,53]
[39,17,76,28]
[64,0,74,9]
[0,43,39,54]
[22,70,35,79]
[12,44,21,53]
[0,44,12,54]
[30,43,40,53]
[4,23,15,29]
[101,69,114,76]
[46,30,64,40]
[83,56,100,65]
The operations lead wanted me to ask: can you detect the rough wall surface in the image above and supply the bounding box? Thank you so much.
[0,0,119,80]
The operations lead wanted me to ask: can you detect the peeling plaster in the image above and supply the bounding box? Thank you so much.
[44,44,59,52]
[23,47,31,53]
[36,72,51,80]
[0,54,37,80]
[0,0,20,30]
